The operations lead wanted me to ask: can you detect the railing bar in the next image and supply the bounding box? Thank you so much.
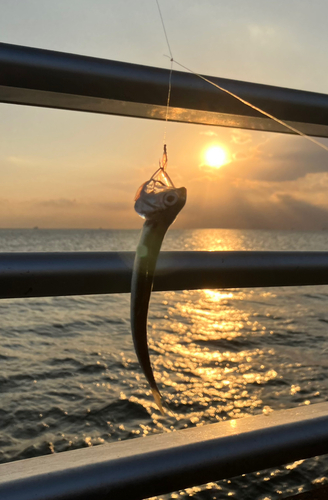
[2,42,328,135]
[1,403,328,500]
[1,251,328,299]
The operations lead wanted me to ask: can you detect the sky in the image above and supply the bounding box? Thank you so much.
[1,0,328,230]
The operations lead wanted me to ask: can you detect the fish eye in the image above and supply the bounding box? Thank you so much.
[163,191,178,207]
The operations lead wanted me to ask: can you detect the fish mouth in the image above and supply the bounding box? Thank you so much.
[177,186,187,202]
[177,187,187,210]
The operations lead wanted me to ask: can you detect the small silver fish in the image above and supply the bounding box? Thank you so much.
[130,154,186,414]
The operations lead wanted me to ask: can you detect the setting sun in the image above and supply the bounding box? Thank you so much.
[205,145,229,168]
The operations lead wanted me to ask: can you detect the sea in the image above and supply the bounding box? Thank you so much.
[1,228,328,499]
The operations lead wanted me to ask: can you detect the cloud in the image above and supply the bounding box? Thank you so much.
[248,24,276,44]
[226,135,328,182]
[181,192,328,231]
[232,151,248,161]
[5,156,45,167]
[6,156,31,165]
[255,147,328,182]
[199,130,218,137]
[273,193,328,229]
[96,201,132,211]
[33,198,131,213]
[175,175,328,231]
[38,198,78,208]
[230,131,252,145]
[0,197,136,229]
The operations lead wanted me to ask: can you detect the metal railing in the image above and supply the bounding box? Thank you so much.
[2,42,328,136]
[1,43,328,500]
[1,403,328,500]
[1,251,328,299]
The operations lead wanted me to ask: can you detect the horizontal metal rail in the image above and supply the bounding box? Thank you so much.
[2,42,328,136]
[1,403,328,500]
[1,251,328,299]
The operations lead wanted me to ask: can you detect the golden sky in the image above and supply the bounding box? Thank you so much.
[1,0,328,230]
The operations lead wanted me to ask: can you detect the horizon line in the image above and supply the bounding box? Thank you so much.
[0,227,327,232]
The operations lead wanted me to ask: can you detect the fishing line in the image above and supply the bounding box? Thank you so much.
[155,0,174,163]
[163,58,173,147]
[155,0,173,61]
[155,1,328,155]
[170,58,328,154]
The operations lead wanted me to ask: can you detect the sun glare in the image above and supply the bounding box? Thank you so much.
[205,145,229,168]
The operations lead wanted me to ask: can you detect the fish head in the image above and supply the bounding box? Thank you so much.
[134,168,186,223]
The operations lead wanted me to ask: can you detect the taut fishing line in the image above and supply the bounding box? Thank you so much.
[155,0,174,166]
[171,59,328,154]
[155,0,328,154]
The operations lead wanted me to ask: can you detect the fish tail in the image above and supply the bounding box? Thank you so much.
[151,388,166,415]
[151,388,176,417]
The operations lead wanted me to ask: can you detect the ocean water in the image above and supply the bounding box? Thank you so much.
[1,228,328,499]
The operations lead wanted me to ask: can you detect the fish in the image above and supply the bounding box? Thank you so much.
[130,151,186,414]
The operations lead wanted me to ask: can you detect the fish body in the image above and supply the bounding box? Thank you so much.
[131,168,186,414]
